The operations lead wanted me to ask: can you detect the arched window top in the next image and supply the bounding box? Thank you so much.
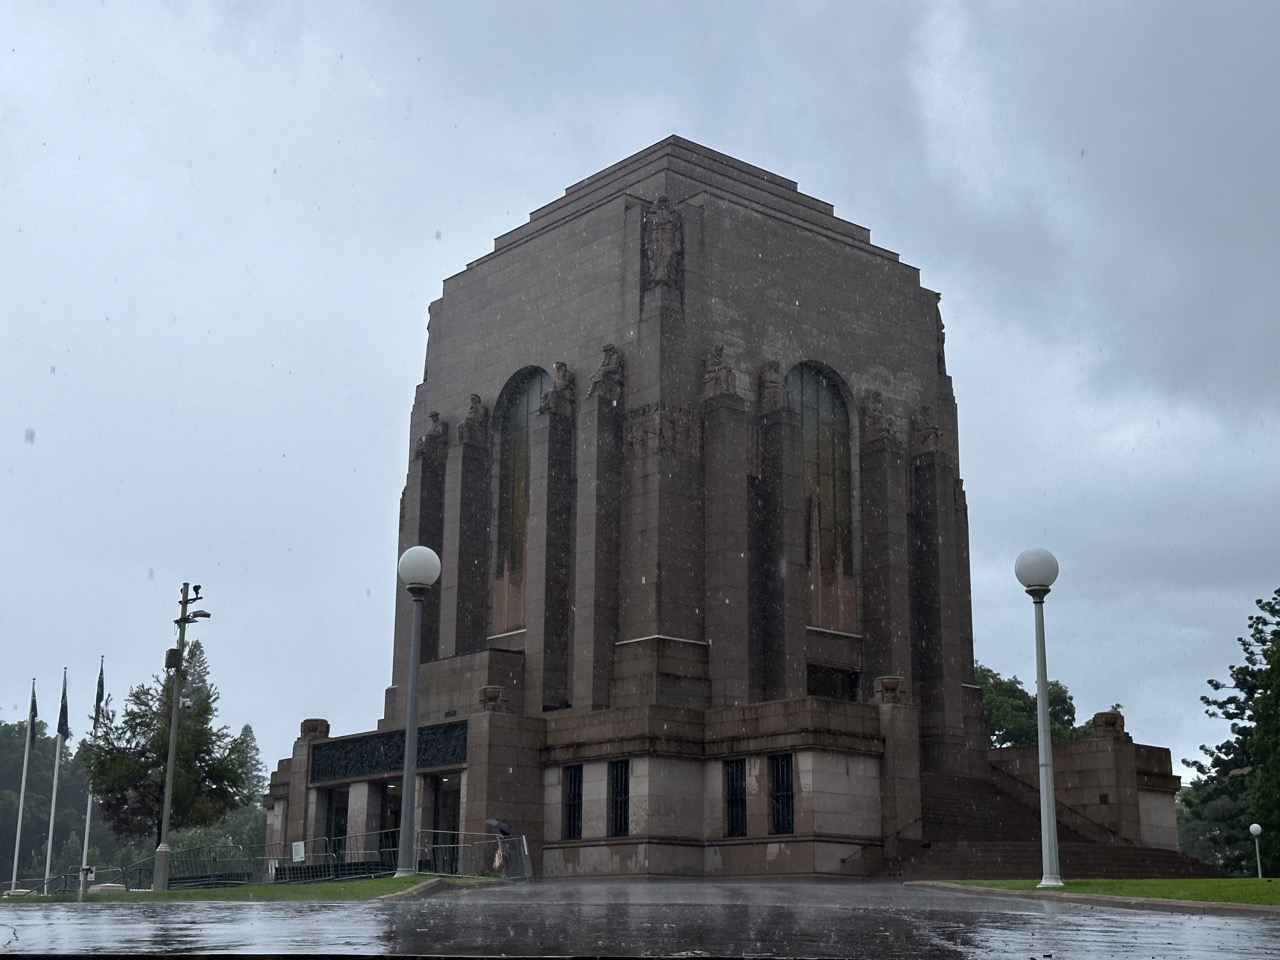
[494,365,553,422]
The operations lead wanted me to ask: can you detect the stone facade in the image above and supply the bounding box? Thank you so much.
[264,137,1183,878]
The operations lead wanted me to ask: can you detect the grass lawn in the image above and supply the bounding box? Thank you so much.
[6,873,487,904]
[949,877,1279,905]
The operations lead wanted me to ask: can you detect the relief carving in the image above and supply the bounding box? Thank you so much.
[309,720,468,783]
[625,402,701,459]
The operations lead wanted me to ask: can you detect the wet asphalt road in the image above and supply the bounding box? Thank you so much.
[3,878,1278,957]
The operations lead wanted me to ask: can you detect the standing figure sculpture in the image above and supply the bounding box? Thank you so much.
[758,360,787,415]
[703,344,735,399]
[643,195,683,289]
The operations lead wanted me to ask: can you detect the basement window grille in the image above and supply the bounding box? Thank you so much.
[607,759,630,837]
[562,764,583,841]
[769,754,794,835]
[725,758,747,838]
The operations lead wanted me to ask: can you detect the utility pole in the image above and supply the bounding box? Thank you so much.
[152,582,209,891]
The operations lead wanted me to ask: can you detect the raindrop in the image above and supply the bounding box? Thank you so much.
[23,428,35,444]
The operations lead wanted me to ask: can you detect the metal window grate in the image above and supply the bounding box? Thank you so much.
[562,764,583,840]
[607,759,630,837]
[724,758,747,838]
[769,754,794,835]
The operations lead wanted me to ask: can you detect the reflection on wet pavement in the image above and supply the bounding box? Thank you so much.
[4,879,1278,957]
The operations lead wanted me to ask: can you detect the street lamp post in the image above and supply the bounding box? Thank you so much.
[1250,823,1263,879]
[396,546,442,878]
[1015,548,1063,889]
[153,582,210,891]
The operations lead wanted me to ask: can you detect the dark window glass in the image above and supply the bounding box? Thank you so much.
[785,365,853,574]
[562,764,583,840]
[724,758,747,838]
[806,664,859,701]
[492,368,552,634]
[769,754,794,835]
[785,364,857,633]
[496,370,551,577]
[607,759,630,837]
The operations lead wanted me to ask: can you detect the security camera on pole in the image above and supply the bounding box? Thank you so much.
[153,582,211,891]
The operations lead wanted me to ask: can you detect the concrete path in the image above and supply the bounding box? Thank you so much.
[3,878,1278,957]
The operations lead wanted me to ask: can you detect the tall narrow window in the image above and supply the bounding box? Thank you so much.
[724,758,747,838]
[491,369,552,635]
[607,759,630,837]
[562,764,583,841]
[768,754,794,835]
[785,364,857,633]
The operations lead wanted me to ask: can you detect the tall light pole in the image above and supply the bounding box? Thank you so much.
[153,582,210,891]
[1015,548,1063,889]
[1250,823,1263,879]
[396,546,441,877]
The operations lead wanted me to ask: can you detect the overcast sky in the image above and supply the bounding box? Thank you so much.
[3,2,1277,783]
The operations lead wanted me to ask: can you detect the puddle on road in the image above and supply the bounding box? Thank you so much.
[3,889,1278,958]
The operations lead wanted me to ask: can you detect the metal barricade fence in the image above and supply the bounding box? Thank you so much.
[166,844,257,887]
[13,832,533,892]
[415,829,532,881]
[263,836,338,883]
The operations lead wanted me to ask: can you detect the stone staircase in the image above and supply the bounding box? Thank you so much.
[918,773,1094,845]
[885,840,1224,879]
[880,773,1223,879]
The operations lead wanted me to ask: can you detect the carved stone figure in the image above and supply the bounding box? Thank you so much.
[758,360,787,414]
[863,391,896,442]
[703,343,736,399]
[538,361,576,417]
[643,195,682,288]
[414,410,451,461]
[586,343,624,401]
[457,394,490,447]
[935,293,947,374]
[912,405,941,454]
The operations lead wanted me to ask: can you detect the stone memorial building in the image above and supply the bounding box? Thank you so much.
[265,137,1191,878]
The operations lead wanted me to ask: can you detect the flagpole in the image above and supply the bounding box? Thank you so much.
[78,657,104,903]
[9,680,36,892]
[43,669,69,894]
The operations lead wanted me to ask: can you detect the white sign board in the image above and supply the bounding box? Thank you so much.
[292,841,306,863]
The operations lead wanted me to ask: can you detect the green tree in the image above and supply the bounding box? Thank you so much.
[974,662,1086,748]
[1181,588,1279,876]
[79,640,257,848]
[0,718,88,883]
